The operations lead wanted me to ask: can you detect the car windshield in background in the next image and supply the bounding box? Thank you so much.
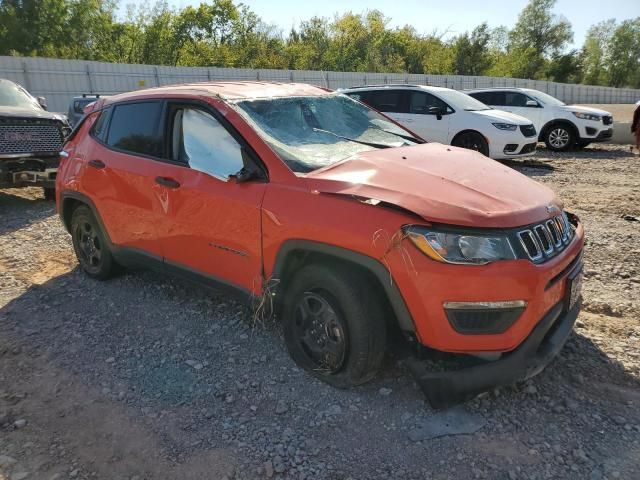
[233,94,419,173]
[0,80,40,109]
[528,90,565,106]
[435,89,492,111]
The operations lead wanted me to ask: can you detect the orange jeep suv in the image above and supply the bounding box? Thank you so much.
[56,82,584,407]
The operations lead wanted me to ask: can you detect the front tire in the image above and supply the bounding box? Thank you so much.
[70,205,116,280]
[282,263,387,388]
[452,131,490,157]
[544,125,574,151]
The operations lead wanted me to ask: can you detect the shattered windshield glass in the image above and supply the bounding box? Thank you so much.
[233,94,420,173]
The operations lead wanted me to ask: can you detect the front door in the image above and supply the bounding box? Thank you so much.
[153,104,266,294]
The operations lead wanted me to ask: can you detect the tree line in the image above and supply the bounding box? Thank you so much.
[0,0,638,88]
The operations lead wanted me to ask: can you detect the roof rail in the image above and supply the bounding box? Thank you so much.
[346,83,427,89]
[82,93,100,98]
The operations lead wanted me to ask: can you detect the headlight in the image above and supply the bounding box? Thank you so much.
[492,123,518,131]
[572,112,600,121]
[405,226,516,265]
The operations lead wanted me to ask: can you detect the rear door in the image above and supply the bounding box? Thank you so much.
[80,101,166,258]
[152,102,266,294]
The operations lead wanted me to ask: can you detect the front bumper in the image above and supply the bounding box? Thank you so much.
[0,156,58,188]
[488,132,538,159]
[407,297,580,408]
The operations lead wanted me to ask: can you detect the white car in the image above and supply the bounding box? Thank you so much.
[341,85,538,160]
[466,88,614,151]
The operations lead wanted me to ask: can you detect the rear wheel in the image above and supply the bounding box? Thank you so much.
[544,125,574,151]
[282,263,386,388]
[70,205,116,280]
[452,131,489,157]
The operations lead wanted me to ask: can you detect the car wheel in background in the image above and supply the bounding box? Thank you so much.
[70,205,116,280]
[544,125,574,152]
[282,263,386,389]
[43,187,55,200]
[452,131,490,157]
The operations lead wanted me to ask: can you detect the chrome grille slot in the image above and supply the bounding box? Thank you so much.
[0,123,63,155]
[518,214,574,262]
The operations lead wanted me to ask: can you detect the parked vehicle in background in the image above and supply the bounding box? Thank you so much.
[57,82,584,407]
[67,94,103,127]
[341,85,538,159]
[466,88,614,151]
[0,78,70,198]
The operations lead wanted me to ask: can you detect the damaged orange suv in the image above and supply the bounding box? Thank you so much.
[56,82,584,407]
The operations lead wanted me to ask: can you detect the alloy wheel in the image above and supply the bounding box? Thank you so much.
[548,127,570,149]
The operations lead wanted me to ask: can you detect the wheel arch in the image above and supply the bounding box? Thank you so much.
[270,240,416,334]
[539,119,579,142]
[450,129,489,146]
[59,191,113,247]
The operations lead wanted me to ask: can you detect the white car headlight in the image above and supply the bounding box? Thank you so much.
[492,123,518,131]
[406,226,516,265]
[572,112,600,121]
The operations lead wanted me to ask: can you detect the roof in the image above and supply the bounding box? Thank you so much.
[342,84,453,93]
[105,81,333,104]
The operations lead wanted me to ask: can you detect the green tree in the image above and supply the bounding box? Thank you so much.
[453,23,492,75]
[607,18,640,88]
[581,19,616,85]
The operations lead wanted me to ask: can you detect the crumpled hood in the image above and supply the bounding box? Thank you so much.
[305,143,562,228]
[0,106,64,121]
[471,108,532,125]
[560,105,612,117]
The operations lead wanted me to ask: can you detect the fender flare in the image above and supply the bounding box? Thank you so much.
[271,239,416,333]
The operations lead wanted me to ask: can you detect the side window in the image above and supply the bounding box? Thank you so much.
[175,108,244,181]
[106,102,163,157]
[505,92,529,107]
[90,108,110,141]
[471,92,505,105]
[409,92,450,114]
[365,90,407,113]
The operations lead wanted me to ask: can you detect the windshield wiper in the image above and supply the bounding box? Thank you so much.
[372,126,425,144]
[312,128,392,149]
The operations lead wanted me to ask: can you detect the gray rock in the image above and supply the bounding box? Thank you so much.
[378,387,393,396]
[13,419,27,429]
[275,401,289,414]
[524,385,538,395]
[0,455,18,468]
[325,405,342,416]
[408,407,486,442]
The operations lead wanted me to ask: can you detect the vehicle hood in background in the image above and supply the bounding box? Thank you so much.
[471,109,532,125]
[0,106,65,122]
[561,105,612,117]
[305,143,561,228]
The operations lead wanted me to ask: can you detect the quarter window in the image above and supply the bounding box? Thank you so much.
[106,102,163,157]
[504,92,530,107]
[471,91,506,106]
[175,108,244,181]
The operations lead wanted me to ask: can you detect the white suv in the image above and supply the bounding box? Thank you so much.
[341,85,538,160]
[466,88,614,151]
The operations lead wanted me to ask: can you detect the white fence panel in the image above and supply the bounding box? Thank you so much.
[1,56,638,113]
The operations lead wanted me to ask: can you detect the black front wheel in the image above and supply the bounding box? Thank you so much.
[70,205,116,280]
[544,125,574,152]
[43,187,55,201]
[282,264,387,388]
[452,132,490,157]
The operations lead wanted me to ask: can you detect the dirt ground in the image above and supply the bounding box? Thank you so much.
[1,144,639,480]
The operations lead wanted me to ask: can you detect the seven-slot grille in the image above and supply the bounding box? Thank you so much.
[517,214,573,262]
[519,124,537,137]
[602,115,613,125]
[0,120,63,155]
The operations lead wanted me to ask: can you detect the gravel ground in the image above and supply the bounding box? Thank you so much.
[1,144,639,480]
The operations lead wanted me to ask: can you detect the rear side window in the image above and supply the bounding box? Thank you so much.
[106,102,163,157]
[173,108,244,181]
[471,91,506,106]
[365,90,408,113]
[90,108,110,141]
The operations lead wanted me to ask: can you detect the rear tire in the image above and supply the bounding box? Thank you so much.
[70,205,116,280]
[452,131,490,157]
[544,124,574,152]
[282,263,387,388]
[43,187,55,201]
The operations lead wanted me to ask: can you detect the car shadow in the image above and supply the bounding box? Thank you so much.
[0,188,55,236]
[537,145,634,158]
[499,159,555,177]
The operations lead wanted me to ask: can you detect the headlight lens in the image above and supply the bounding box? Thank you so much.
[406,226,516,265]
[572,112,600,121]
[492,123,518,131]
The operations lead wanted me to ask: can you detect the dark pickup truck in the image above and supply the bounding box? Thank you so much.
[0,79,70,198]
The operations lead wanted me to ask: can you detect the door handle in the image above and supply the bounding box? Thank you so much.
[155,176,181,189]
[88,159,105,169]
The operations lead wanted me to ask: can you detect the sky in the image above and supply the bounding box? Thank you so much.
[124,0,640,49]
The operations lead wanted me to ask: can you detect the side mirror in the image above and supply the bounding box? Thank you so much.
[525,100,539,108]
[37,96,48,110]
[233,148,266,183]
[428,106,443,120]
